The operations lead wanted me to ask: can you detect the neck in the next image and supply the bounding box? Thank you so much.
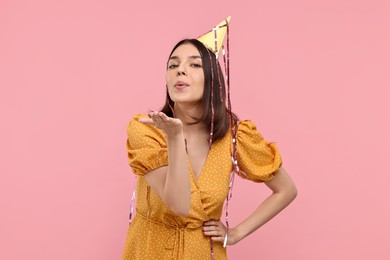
[174,102,207,134]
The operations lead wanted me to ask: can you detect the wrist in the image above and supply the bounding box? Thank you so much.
[166,129,184,139]
[230,226,244,245]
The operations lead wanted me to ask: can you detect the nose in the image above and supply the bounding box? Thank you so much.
[177,65,186,76]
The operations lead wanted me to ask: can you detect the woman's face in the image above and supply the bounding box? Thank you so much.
[166,43,205,106]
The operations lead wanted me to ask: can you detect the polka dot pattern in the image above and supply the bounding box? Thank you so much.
[122,114,283,259]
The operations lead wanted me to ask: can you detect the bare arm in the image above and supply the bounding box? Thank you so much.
[139,112,191,216]
[203,167,297,244]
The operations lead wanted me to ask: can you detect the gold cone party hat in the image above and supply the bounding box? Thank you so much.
[197,16,231,58]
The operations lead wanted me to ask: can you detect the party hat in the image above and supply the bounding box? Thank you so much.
[197,16,231,58]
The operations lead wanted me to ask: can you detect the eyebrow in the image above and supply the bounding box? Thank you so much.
[169,55,202,61]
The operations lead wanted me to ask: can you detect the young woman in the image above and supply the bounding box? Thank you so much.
[122,36,297,259]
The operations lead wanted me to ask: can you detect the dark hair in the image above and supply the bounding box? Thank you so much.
[161,39,238,142]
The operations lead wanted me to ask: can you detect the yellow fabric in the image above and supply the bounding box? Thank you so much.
[122,114,282,260]
[236,120,282,182]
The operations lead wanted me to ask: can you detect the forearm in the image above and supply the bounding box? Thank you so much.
[233,187,297,243]
[164,132,191,216]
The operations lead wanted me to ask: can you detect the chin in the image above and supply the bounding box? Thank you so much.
[170,95,191,103]
[171,98,202,106]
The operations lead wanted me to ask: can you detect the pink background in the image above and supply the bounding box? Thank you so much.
[1,0,389,259]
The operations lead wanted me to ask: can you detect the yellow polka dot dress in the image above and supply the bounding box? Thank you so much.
[122,114,282,260]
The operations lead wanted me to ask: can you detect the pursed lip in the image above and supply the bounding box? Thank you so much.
[175,81,189,87]
[174,81,190,88]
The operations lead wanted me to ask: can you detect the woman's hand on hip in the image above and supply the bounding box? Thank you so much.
[203,220,238,246]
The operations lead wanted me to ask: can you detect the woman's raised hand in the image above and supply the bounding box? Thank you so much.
[138,111,183,136]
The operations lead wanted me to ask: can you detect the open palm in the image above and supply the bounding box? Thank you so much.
[138,111,183,136]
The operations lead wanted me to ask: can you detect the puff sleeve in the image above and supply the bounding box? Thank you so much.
[126,114,168,176]
[236,120,283,182]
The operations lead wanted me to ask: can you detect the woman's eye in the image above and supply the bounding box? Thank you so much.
[191,64,202,68]
[168,64,178,69]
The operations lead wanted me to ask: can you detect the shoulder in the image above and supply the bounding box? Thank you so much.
[235,119,282,182]
[236,119,265,141]
[127,114,149,130]
[236,118,280,161]
[127,113,154,134]
[127,114,166,147]
[126,114,169,175]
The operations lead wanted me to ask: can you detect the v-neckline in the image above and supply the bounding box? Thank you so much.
[186,142,213,186]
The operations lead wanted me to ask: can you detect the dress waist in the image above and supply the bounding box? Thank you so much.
[136,210,210,260]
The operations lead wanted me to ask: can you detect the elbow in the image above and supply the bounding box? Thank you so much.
[291,186,298,200]
[287,183,298,202]
[274,182,297,203]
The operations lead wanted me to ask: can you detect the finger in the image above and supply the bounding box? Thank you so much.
[158,112,167,121]
[154,113,164,125]
[203,221,219,226]
[160,112,171,123]
[203,226,226,237]
[148,111,157,117]
[203,229,226,237]
[203,226,225,235]
[149,112,159,123]
[203,225,219,232]
[151,111,162,121]
[138,118,154,124]
[203,230,223,237]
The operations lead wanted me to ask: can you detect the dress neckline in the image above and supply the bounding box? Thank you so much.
[185,139,214,187]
